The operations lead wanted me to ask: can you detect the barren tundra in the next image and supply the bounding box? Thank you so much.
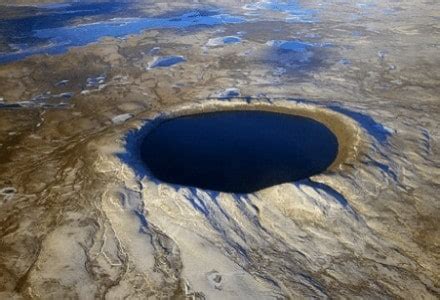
[0,0,439,299]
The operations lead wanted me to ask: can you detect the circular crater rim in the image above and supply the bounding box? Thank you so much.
[133,101,361,193]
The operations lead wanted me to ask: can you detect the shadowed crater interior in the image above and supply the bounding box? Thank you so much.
[140,110,338,193]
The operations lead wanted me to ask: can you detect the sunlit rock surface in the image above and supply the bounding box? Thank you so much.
[0,0,439,298]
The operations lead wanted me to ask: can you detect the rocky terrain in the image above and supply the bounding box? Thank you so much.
[0,0,439,298]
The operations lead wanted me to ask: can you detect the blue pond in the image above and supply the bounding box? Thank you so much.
[265,0,314,17]
[207,36,241,47]
[244,0,315,22]
[150,56,186,68]
[222,36,241,44]
[140,111,338,193]
[268,40,312,52]
[0,6,244,64]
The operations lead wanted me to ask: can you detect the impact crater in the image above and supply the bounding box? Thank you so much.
[137,103,360,193]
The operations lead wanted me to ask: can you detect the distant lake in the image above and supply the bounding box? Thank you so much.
[0,3,244,64]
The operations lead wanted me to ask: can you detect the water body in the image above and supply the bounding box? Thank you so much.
[267,40,312,53]
[140,111,338,193]
[265,39,331,72]
[0,1,316,64]
[0,7,244,64]
[149,56,186,68]
[0,2,126,54]
[243,0,315,22]
[206,36,242,47]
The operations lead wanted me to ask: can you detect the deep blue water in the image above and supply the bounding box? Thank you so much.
[140,111,338,193]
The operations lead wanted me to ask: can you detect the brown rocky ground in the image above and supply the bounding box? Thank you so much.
[0,0,439,298]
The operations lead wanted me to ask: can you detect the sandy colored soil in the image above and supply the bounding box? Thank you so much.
[0,0,439,298]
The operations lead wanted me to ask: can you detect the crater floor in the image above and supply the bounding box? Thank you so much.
[0,0,439,299]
